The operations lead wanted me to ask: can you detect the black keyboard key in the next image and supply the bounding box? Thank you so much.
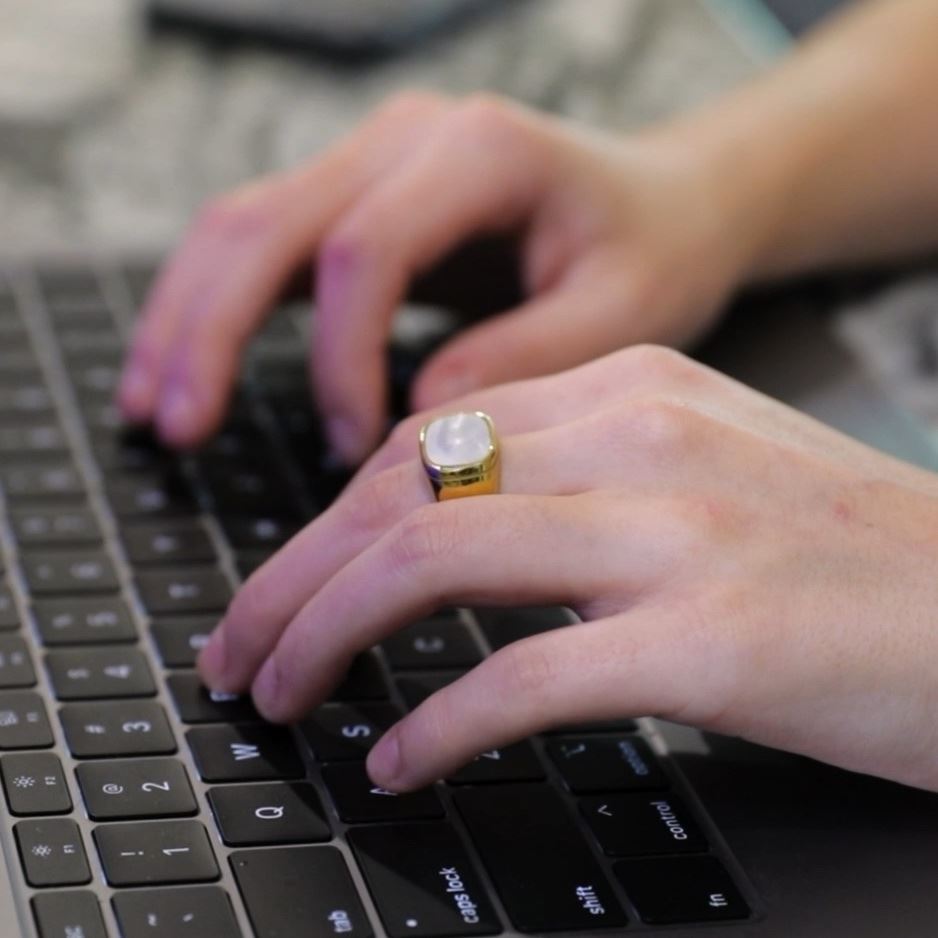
[37,267,104,303]
[33,596,136,646]
[614,856,750,924]
[220,515,300,551]
[122,518,216,565]
[208,782,330,845]
[382,616,483,671]
[11,506,102,547]
[544,717,638,735]
[135,568,232,614]
[473,606,573,650]
[167,672,259,723]
[107,473,197,518]
[396,670,464,710]
[200,422,268,461]
[2,752,72,815]
[235,550,271,580]
[203,464,296,514]
[60,700,176,757]
[46,648,155,700]
[0,692,54,749]
[187,724,304,782]
[0,585,19,630]
[22,551,119,596]
[112,886,242,938]
[454,784,626,931]
[15,818,91,886]
[77,400,125,436]
[152,617,215,667]
[93,430,169,474]
[330,651,389,701]
[33,891,107,938]
[350,822,500,938]
[0,635,35,687]
[71,358,121,397]
[0,422,68,458]
[447,741,545,785]
[59,329,123,359]
[123,262,160,305]
[0,383,53,417]
[581,792,707,856]
[94,819,219,886]
[322,763,444,824]
[301,702,402,762]
[231,846,373,938]
[547,736,667,793]
[77,758,197,820]
[1,461,84,501]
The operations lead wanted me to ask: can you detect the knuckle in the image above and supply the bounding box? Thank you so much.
[620,344,697,386]
[319,222,383,276]
[341,468,405,536]
[387,414,424,453]
[450,93,523,146]
[488,637,559,716]
[194,191,268,241]
[619,396,698,461]
[658,494,743,559]
[388,505,459,576]
[377,89,446,123]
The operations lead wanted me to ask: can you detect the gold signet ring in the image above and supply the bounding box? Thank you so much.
[419,411,500,501]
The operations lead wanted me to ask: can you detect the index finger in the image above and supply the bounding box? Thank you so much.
[118,92,448,446]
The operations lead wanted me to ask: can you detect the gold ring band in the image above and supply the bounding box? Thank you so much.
[419,411,500,501]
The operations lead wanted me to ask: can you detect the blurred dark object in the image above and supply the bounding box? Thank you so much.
[147,0,515,60]
[762,0,852,34]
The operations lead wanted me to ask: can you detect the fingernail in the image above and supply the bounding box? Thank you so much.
[118,362,151,416]
[159,383,196,441]
[367,728,402,788]
[326,416,364,465]
[253,656,282,719]
[197,627,227,689]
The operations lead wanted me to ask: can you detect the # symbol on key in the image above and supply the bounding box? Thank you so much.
[31,844,52,858]
[84,724,106,735]
[13,775,35,789]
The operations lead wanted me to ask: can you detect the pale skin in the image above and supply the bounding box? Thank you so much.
[118,0,938,791]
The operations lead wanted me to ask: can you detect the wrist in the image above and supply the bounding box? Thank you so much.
[645,101,833,287]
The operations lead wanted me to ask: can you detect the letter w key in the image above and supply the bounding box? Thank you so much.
[186,725,305,782]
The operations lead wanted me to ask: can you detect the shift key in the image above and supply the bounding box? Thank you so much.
[453,784,626,932]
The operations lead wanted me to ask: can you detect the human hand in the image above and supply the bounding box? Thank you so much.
[196,345,938,793]
[118,92,751,462]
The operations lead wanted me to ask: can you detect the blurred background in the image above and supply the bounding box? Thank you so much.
[0,0,797,254]
[18,0,938,438]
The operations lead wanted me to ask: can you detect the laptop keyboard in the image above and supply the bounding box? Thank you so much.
[0,260,753,936]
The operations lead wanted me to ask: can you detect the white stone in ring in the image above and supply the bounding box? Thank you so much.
[423,412,493,467]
